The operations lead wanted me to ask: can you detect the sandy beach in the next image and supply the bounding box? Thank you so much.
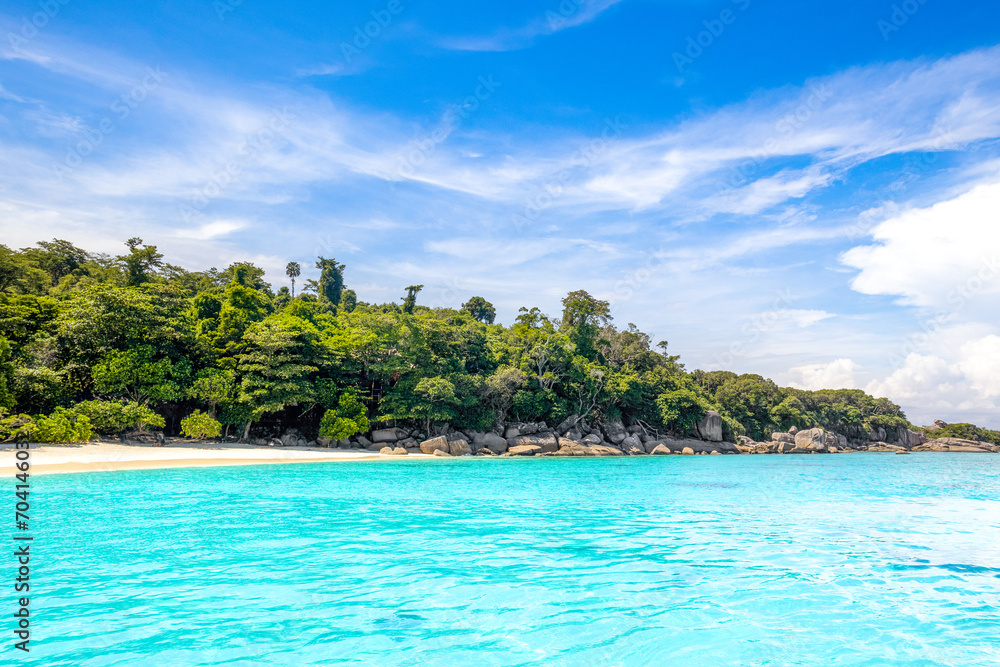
[2,441,427,475]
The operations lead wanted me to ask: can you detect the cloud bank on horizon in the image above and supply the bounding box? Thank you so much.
[1,0,998,427]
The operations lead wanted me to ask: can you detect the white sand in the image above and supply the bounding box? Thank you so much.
[1,441,428,475]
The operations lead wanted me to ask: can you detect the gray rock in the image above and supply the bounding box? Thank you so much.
[696,410,723,442]
[582,433,603,445]
[372,428,407,443]
[449,440,472,456]
[504,426,520,439]
[771,432,795,444]
[507,433,559,453]
[356,436,372,447]
[478,432,508,454]
[794,428,827,451]
[555,414,581,435]
[619,434,645,455]
[601,421,628,444]
[419,436,451,455]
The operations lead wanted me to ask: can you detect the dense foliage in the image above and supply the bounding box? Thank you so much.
[0,238,929,443]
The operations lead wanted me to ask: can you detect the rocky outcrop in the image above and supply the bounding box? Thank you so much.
[448,440,472,456]
[474,432,508,454]
[432,449,452,457]
[770,432,795,444]
[508,444,542,456]
[794,428,827,452]
[924,419,948,432]
[419,436,451,455]
[553,439,624,457]
[913,438,999,453]
[554,414,582,435]
[507,433,558,453]
[601,421,628,444]
[650,444,671,455]
[899,429,927,448]
[619,434,645,455]
[372,427,409,443]
[379,446,408,456]
[696,410,723,442]
[645,437,739,454]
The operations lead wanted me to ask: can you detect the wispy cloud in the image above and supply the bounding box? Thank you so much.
[436,0,624,52]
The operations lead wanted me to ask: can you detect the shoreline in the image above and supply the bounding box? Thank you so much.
[5,440,996,476]
[4,442,433,476]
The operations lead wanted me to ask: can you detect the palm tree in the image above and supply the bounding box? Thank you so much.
[285,261,301,297]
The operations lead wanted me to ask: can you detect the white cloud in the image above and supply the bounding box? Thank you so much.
[788,358,860,390]
[437,0,623,52]
[174,219,249,240]
[842,176,1000,310]
[959,334,1000,398]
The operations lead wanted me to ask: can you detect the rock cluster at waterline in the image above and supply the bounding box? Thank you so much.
[255,411,998,457]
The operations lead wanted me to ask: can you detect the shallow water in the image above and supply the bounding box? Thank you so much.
[29,455,1000,665]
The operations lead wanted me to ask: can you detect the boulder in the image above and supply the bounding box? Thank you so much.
[710,451,722,455]
[432,449,452,457]
[448,440,472,456]
[582,433,603,445]
[508,433,559,452]
[519,422,539,435]
[771,432,795,444]
[696,410,723,442]
[601,421,628,444]
[379,446,407,456]
[647,437,740,454]
[554,440,624,457]
[478,432,508,454]
[419,436,451,455]
[398,437,418,448]
[372,428,407,443]
[900,429,927,448]
[509,444,542,456]
[366,443,383,451]
[913,438,998,453]
[504,426,520,439]
[924,419,948,432]
[737,435,755,446]
[650,444,671,455]
[268,438,283,447]
[477,448,498,456]
[554,414,581,435]
[868,427,887,442]
[619,435,645,456]
[356,436,372,447]
[681,447,695,455]
[794,428,827,452]
[788,426,799,435]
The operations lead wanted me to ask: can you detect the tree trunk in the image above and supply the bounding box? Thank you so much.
[241,421,251,442]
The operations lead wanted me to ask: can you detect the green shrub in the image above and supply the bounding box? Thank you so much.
[0,412,36,442]
[319,390,369,440]
[180,410,222,439]
[33,407,93,442]
[72,400,165,434]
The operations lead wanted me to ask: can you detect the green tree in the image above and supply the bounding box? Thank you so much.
[235,314,319,439]
[402,285,423,314]
[118,238,164,286]
[461,296,496,324]
[0,336,14,410]
[560,290,611,359]
[285,261,301,297]
[180,410,222,439]
[316,257,345,308]
[318,390,369,440]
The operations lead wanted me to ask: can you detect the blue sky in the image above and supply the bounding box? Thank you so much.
[2,0,1000,426]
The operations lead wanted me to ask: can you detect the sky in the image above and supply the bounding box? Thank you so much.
[1,0,999,427]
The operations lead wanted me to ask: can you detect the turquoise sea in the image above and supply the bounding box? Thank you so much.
[27,455,1000,665]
